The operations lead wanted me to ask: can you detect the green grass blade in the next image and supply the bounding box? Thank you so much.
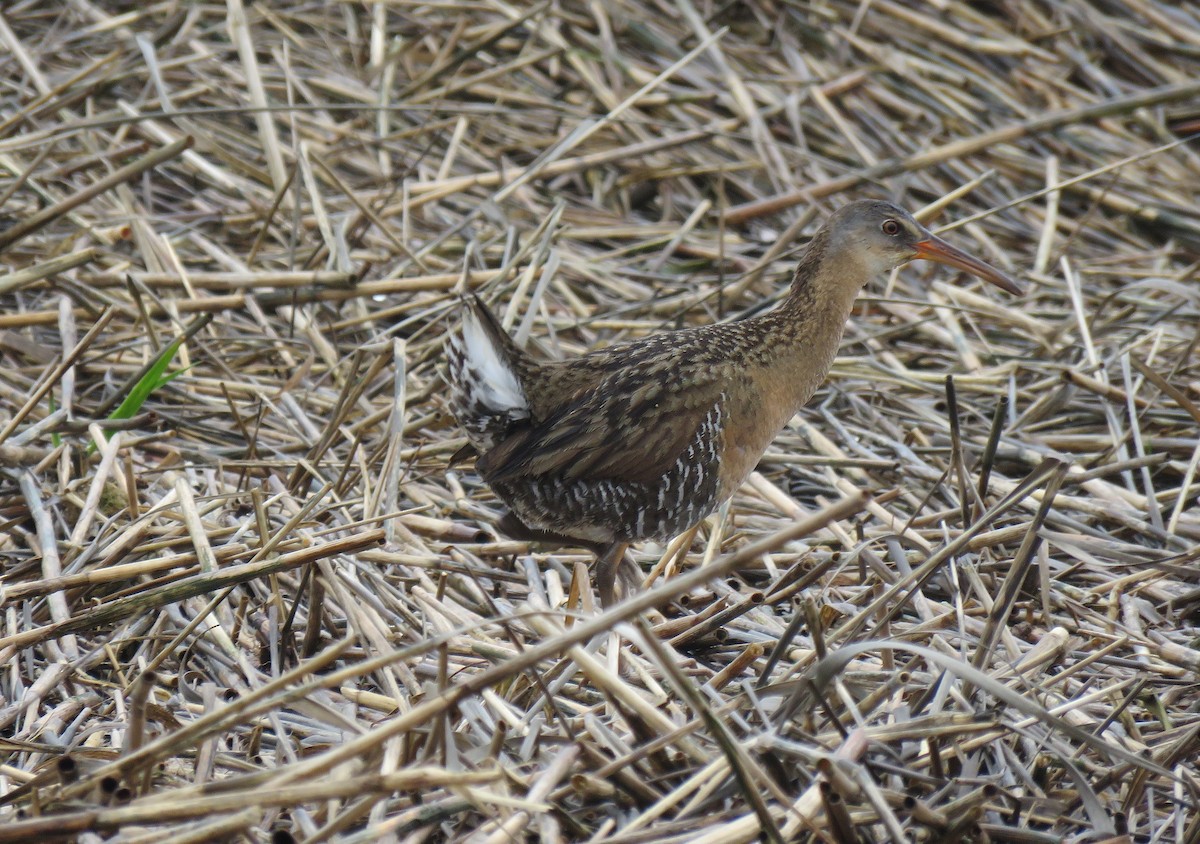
[109,334,187,422]
[87,334,189,454]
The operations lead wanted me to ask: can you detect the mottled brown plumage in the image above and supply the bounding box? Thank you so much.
[445,200,1021,604]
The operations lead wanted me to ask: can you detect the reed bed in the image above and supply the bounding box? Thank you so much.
[1,1,1198,841]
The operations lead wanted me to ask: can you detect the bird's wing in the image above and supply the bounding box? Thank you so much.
[476,357,730,485]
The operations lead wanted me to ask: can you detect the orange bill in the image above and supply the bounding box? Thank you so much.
[914,235,1022,295]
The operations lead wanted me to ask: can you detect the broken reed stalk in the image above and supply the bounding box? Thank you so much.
[724,79,1200,223]
[0,137,193,252]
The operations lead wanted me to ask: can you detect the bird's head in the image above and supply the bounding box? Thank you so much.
[825,200,1022,295]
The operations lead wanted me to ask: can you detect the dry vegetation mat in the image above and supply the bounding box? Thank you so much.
[1,1,1199,841]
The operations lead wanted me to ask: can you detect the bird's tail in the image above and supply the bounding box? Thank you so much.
[444,295,531,451]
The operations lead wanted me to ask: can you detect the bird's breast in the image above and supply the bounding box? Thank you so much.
[715,365,818,500]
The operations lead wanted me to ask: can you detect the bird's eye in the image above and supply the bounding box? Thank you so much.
[882,219,901,236]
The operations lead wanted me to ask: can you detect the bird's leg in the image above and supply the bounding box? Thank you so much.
[618,551,643,600]
[495,511,644,607]
[595,541,633,606]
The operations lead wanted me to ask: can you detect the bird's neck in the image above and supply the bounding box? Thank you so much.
[748,234,868,416]
[781,225,867,319]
